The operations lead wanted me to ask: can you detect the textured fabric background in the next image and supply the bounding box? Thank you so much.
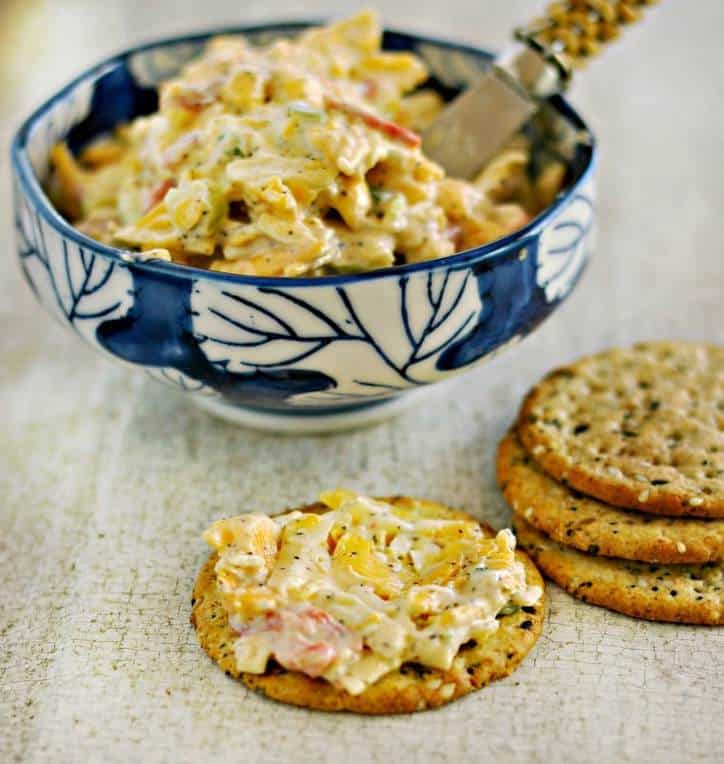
[1,2,722,762]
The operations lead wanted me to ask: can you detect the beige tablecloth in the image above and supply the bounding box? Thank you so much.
[1,1,722,762]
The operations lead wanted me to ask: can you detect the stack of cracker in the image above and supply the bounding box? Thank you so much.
[497,341,723,625]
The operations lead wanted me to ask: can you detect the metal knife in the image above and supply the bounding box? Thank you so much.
[423,0,658,179]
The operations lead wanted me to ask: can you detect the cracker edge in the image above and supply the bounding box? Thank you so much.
[516,356,724,519]
[497,431,724,564]
[514,516,723,626]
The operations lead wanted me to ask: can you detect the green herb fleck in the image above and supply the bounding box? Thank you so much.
[369,186,393,205]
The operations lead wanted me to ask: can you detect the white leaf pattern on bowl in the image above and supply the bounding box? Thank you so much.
[191,267,481,399]
[536,184,594,302]
[15,186,134,350]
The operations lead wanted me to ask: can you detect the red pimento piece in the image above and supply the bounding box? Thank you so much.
[234,607,362,679]
[147,178,176,210]
[361,79,379,100]
[445,224,464,249]
[177,96,206,114]
[325,97,421,148]
[262,611,284,631]
[304,608,346,634]
[172,83,219,113]
[285,641,336,677]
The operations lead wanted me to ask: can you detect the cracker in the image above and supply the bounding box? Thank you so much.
[515,516,723,625]
[517,341,724,518]
[191,498,545,714]
[498,431,724,563]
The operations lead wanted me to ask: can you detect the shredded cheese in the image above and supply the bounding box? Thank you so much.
[48,11,565,277]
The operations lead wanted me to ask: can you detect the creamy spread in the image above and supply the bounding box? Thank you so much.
[48,11,564,277]
[202,491,542,695]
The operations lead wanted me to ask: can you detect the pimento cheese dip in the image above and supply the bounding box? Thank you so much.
[49,11,564,277]
[202,491,542,695]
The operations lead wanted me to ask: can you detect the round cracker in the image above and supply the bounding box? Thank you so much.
[517,341,724,518]
[515,516,723,625]
[498,431,724,563]
[191,498,545,714]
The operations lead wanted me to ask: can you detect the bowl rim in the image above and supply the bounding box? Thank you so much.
[11,19,597,288]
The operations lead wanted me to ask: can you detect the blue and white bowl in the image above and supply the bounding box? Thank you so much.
[11,22,596,433]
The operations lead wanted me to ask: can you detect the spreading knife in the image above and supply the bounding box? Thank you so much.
[422,0,659,179]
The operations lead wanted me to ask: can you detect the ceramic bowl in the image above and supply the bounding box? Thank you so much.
[11,22,596,433]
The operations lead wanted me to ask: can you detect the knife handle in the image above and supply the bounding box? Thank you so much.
[516,0,658,78]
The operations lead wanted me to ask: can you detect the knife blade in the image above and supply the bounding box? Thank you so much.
[422,44,564,179]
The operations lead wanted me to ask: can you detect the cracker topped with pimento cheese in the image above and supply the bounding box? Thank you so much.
[192,491,545,713]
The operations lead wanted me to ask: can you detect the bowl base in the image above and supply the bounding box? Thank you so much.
[189,391,428,434]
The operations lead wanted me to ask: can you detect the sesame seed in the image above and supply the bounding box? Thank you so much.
[524,507,534,520]
[638,490,650,502]
[689,497,704,507]
[676,542,687,554]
